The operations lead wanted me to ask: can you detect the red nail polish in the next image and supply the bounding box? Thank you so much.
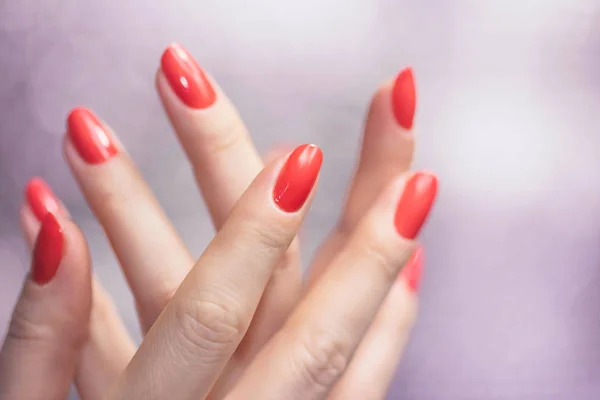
[160,43,216,109]
[391,67,416,130]
[400,246,424,293]
[273,144,323,213]
[394,172,438,239]
[67,107,118,164]
[32,213,64,285]
[25,178,60,221]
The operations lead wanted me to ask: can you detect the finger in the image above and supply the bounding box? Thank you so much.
[21,178,136,400]
[308,68,416,285]
[157,42,264,229]
[229,172,437,400]
[157,43,303,378]
[64,107,194,332]
[76,280,135,400]
[110,144,322,400]
[208,144,302,399]
[329,248,423,400]
[0,213,91,400]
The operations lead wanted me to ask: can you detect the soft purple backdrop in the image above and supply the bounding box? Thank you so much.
[2,1,600,399]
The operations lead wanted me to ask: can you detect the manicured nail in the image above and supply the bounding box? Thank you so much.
[400,246,424,293]
[32,213,64,285]
[161,43,216,109]
[394,172,438,239]
[273,144,323,212]
[25,178,60,221]
[391,67,416,130]
[67,107,118,164]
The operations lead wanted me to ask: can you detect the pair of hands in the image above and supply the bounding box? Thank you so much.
[0,43,437,400]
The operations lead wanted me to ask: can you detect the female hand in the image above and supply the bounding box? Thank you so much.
[0,43,437,400]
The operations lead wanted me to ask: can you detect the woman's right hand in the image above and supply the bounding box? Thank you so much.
[0,43,437,400]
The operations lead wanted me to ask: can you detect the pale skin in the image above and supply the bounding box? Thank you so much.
[0,44,435,400]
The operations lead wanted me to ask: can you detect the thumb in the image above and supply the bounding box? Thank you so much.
[0,213,92,400]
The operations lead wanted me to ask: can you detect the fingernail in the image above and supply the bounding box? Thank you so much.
[394,172,438,239]
[25,178,60,221]
[391,67,416,130]
[273,144,323,213]
[32,213,64,285]
[160,43,216,109]
[67,107,118,164]
[400,246,424,293]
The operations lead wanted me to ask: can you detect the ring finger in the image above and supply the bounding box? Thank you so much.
[328,247,423,399]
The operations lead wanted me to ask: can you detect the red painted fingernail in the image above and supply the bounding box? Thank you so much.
[273,144,323,213]
[394,172,438,239]
[25,178,60,221]
[161,43,216,109]
[32,213,64,285]
[67,107,118,164]
[391,67,416,130]
[400,246,424,293]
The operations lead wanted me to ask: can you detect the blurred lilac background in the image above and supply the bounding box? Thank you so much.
[2,0,600,399]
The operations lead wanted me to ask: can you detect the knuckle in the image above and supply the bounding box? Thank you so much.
[7,305,53,344]
[352,219,403,281]
[293,330,351,390]
[173,296,244,363]
[6,298,88,350]
[363,243,398,281]
[92,184,134,214]
[201,114,248,154]
[92,186,119,210]
[245,219,290,256]
[89,167,145,213]
[148,285,178,320]
[272,238,301,275]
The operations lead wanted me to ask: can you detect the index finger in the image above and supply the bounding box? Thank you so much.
[109,144,322,400]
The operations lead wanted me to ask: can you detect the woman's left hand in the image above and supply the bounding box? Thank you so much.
[0,43,430,399]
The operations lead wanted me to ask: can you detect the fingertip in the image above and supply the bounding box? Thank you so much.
[272,144,323,213]
[39,214,93,322]
[391,67,416,130]
[21,178,71,245]
[29,212,92,296]
[20,203,39,247]
[24,177,60,221]
[31,213,64,285]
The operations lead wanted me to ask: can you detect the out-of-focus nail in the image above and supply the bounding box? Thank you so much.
[273,144,323,213]
[160,43,216,109]
[32,213,64,285]
[394,172,438,239]
[391,67,416,130]
[67,107,118,164]
[400,246,424,293]
[25,178,60,221]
